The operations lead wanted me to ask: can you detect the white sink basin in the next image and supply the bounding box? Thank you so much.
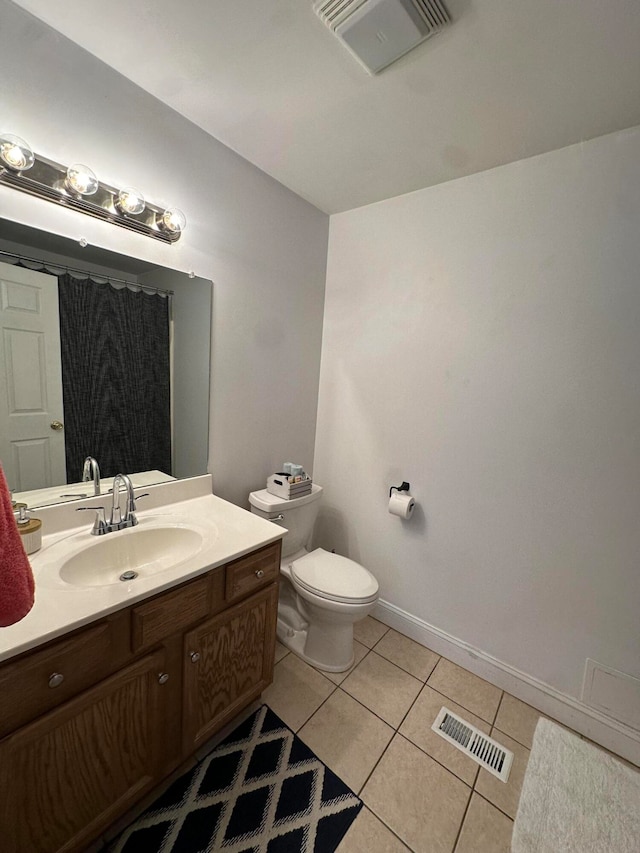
[59,526,204,587]
[36,515,217,589]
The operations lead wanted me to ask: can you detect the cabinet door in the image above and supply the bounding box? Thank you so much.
[183,584,278,752]
[0,649,169,853]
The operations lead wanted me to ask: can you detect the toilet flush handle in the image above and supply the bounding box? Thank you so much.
[269,514,284,523]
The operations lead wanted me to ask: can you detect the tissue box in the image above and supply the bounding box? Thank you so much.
[267,474,313,500]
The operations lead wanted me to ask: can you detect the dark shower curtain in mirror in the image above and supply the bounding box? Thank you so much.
[58,274,171,481]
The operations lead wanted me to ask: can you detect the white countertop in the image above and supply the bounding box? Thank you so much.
[0,477,285,663]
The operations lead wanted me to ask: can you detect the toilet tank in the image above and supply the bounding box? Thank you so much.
[249,484,323,559]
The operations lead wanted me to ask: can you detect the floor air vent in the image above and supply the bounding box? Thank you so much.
[432,707,513,782]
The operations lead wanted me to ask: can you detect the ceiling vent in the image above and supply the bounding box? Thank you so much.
[313,0,450,74]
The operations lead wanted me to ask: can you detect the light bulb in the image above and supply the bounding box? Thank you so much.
[159,207,186,234]
[116,186,145,215]
[65,164,99,196]
[0,133,35,171]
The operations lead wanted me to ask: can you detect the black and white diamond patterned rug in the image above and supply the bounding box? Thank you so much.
[108,705,362,853]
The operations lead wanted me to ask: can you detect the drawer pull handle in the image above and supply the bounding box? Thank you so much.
[158,673,170,685]
[48,672,64,689]
[255,570,265,579]
[190,651,201,663]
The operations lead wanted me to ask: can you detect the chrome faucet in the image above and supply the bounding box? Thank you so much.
[76,473,148,535]
[110,474,147,531]
[82,456,101,496]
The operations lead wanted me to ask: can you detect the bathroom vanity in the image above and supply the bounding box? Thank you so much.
[0,477,283,853]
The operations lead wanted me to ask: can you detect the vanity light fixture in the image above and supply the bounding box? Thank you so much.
[158,207,186,235]
[116,186,146,216]
[0,133,35,171]
[65,163,99,196]
[0,132,186,243]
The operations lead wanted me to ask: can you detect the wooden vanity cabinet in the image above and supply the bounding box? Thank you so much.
[0,539,281,853]
[183,583,278,752]
[0,649,168,853]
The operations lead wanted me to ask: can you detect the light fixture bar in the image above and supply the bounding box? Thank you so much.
[0,152,183,244]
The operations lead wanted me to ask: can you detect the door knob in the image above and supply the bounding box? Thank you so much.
[190,651,201,663]
[158,673,170,684]
[50,420,64,431]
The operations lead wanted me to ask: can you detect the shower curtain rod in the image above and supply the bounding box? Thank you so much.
[0,248,175,297]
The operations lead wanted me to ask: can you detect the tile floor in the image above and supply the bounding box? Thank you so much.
[262,617,550,853]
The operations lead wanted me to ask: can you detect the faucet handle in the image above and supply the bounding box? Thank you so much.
[125,490,149,514]
[76,506,108,535]
[127,493,149,527]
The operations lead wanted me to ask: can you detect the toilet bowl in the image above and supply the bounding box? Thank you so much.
[249,485,379,671]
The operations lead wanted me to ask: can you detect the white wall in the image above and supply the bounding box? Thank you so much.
[0,0,328,507]
[138,266,211,480]
[315,128,640,721]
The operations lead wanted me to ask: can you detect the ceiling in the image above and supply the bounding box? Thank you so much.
[11,0,640,214]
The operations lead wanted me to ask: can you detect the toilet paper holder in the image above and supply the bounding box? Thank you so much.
[389,481,410,498]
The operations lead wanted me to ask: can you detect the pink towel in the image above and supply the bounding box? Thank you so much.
[0,465,35,627]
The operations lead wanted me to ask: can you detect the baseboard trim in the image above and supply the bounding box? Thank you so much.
[373,599,640,766]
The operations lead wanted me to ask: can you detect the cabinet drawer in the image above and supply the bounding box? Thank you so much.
[225,541,281,602]
[0,612,129,738]
[131,572,219,652]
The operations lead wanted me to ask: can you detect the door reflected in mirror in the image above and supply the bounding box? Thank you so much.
[0,218,212,508]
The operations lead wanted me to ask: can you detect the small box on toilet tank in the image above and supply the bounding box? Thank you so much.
[267,474,313,500]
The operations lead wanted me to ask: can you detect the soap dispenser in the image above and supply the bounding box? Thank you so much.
[14,506,42,555]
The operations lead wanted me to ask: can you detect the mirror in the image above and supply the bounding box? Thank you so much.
[0,217,212,508]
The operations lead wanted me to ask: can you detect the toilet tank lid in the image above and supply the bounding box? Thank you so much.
[249,484,323,513]
[291,548,379,602]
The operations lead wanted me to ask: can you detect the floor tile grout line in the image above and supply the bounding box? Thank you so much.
[306,647,373,691]
[492,689,505,725]
[473,790,517,824]
[371,619,520,722]
[356,732,393,798]
[419,682,494,730]
[450,783,474,853]
[342,647,425,693]
[368,646,441,683]
[398,725,481,789]
[365,626,441,682]
[394,674,427,732]
[357,730,476,852]
[404,650,549,750]
[318,677,486,788]
[394,729,480,787]
[331,679,481,792]
[332,683,400,732]
[424,677,502,728]
[491,724,534,753]
[323,645,374,687]
[357,805,414,851]
[338,677,420,733]
[293,680,339,734]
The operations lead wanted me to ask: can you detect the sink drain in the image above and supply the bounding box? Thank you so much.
[120,570,138,582]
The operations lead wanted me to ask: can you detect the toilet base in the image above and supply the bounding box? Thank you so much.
[275,573,377,672]
[277,616,355,673]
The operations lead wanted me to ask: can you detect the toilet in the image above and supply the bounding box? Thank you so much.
[249,484,379,672]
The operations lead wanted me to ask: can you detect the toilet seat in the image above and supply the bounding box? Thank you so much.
[291,548,379,605]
